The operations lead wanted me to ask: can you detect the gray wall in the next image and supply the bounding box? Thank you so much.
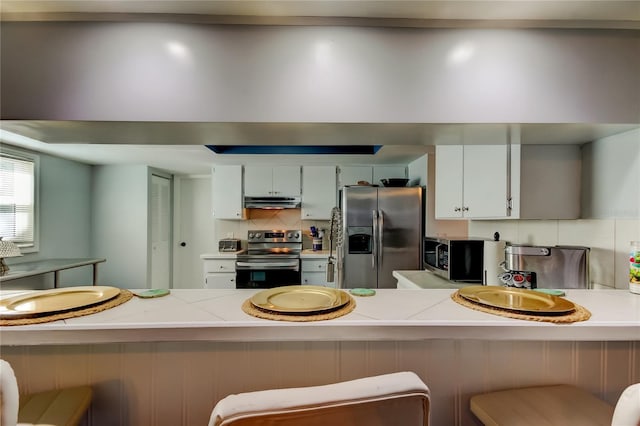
[2,146,92,289]
[91,165,150,288]
[582,128,640,219]
[1,23,639,123]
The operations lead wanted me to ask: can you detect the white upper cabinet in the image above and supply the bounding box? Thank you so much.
[435,124,511,219]
[245,166,301,197]
[435,144,509,219]
[301,166,337,220]
[211,165,245,219]
[435,123,581,220]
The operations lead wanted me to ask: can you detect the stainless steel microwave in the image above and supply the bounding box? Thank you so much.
[423,237,485,282]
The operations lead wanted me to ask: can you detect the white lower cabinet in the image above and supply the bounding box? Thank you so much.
[301,259,335,287]
[203,259,236,289]
[205,273,236,289]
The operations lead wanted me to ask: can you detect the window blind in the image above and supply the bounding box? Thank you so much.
[0,154,35,246]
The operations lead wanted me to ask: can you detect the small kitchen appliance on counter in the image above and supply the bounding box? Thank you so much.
[218,238,242,252]
[504,244,590,289]
[423,237,485,282]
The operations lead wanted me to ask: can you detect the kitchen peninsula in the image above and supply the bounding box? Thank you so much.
[2,287,639,345]
[1,286,638,426]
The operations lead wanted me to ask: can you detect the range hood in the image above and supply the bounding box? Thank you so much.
[244,196,301,209]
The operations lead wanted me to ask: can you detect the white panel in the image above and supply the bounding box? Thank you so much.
[2,24,639,123]
[0,340,638,426]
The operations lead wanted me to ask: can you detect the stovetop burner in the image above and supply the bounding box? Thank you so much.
[242,229,303,258]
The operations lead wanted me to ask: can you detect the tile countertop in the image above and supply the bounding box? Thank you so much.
[301,250,330,258]
[394,270,470,290]
[1,286,639,346]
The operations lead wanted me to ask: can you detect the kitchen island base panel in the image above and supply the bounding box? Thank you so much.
[2,340,637,426]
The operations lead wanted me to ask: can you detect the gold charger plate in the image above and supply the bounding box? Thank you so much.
[0,286,120,319]
[251,285,350,314]
[458,285,575,314]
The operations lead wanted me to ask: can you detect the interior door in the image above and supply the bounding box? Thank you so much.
[174,176,217,289]
[150,174,172,289]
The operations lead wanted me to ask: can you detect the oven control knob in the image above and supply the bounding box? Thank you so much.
[248,233,254,239]
[294,232,300,239]
[255,232,262,238]
[287,232,293,238]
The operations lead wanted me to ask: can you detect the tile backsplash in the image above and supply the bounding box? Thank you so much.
[215,210,639,289]
[215,209,330,250]
[469,219,640,290]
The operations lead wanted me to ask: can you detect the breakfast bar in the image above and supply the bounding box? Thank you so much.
[1,286,638,426]
[1,288,639,345]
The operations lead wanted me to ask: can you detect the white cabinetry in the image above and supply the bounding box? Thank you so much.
[435,143,582,220]
[244,166,301,197]
[301,166,336,220]
[301,259,335,288]
[435,144,509,219]
[203,258,236,289]
[212,165,245,219]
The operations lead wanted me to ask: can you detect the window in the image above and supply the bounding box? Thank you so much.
[0,147,38,251]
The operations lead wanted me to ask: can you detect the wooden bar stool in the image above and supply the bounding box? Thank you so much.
[1,359,92,426]
[470,383,640,426]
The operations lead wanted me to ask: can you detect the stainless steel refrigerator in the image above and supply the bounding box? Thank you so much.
[339,186,423,289]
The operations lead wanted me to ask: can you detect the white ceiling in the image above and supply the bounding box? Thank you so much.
[2,1,639,28]
[1,1,639,174]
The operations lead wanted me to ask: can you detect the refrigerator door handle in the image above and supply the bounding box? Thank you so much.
[378,209,384,266]
[371,210,378,270]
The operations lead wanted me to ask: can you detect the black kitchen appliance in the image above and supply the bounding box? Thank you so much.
[423,237,485,282]
[235,229,302,289]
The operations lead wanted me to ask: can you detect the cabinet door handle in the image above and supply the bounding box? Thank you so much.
[454,207,461,212]
[463,207,469,212]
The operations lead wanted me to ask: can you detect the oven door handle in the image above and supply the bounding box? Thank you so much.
[236,261,300,270]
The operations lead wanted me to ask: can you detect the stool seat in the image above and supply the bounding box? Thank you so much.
[209,371,430,426]
[19,386,93,426]
[470,384,614,426]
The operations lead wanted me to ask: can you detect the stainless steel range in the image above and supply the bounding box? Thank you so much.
[235,229,302,289]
